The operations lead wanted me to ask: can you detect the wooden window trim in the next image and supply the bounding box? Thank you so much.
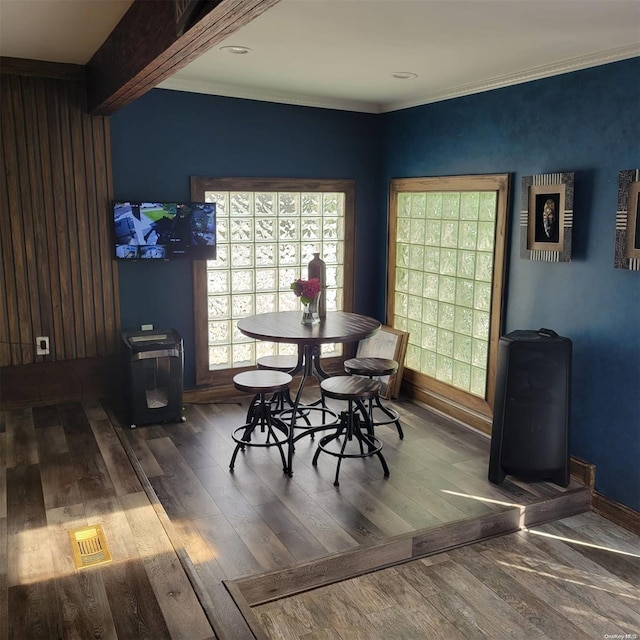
[190,176,356,391]
[387,174,510,432]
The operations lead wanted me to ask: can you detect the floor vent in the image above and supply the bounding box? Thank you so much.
[69,524,112,569]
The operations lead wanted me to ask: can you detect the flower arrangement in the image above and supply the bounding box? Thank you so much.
[290,277,321,304]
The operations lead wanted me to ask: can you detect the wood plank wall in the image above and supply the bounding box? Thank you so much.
[0,62,120,367]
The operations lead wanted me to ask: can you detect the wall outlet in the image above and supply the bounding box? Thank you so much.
[141,324,153,331]
[36,336,50,355]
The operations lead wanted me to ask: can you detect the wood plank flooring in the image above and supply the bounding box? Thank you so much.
[117,393,592,639]
[2,392,633,639]
[252,511,640,640]
[1,400,215,640]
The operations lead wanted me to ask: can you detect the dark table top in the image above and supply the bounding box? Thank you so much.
[237,311,381,345]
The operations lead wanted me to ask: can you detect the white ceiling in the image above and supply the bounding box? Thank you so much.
[0,0,133,64]
[1,0,639,113]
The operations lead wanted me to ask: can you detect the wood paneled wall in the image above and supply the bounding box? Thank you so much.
[0,64,120,366]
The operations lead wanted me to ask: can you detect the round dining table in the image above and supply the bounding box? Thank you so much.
[237,310,381,474]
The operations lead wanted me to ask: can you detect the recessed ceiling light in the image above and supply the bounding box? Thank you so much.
[221,45,252,55]
[391,72,418,80]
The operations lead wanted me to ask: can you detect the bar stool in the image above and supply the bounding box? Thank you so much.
[229,370,292,473]
[313,376,389,486]
[256,354,314,426]
[256,354,298,412]
[343,357,404,439]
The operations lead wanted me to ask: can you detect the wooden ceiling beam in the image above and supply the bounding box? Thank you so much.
[86,0,280,115]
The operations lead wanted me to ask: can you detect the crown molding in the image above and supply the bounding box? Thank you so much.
[384,44,640,113]
[157,77,379,113]
[158,45,640,114]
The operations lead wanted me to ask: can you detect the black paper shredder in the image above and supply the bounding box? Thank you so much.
[122,328,185,428]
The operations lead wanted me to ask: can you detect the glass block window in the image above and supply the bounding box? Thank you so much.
[389,175,509,411]
[394,190,496,396]
[198,184,349,372]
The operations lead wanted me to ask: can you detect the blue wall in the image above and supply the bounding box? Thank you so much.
[382,58,640,511]
[110,58,639,511]
[110,90,382,387]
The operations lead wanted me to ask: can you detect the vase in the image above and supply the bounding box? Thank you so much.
[301,299,320,325]
[307,252,326,318]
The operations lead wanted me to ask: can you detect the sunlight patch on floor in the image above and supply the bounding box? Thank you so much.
[440,488,524,509]
[524,527,640,558]
[497,554,640,603]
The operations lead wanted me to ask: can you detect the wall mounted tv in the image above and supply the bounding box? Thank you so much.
[113,201,216,260]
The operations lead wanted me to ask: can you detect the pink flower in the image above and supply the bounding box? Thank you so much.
[291,278,321,304]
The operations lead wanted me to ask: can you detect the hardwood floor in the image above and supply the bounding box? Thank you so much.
[1,400,215,640]
[253,511,640,640]
[1,392,635,639]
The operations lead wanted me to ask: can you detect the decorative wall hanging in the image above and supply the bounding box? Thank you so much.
[520,172,574,262]
[614,169,640,271]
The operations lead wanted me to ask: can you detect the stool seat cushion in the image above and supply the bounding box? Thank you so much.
[344,357,398,377]
[257,354,298,371]
[233,370,292,394]
[321,375,381,400]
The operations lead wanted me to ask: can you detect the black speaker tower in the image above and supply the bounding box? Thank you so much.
[489,328,571,487]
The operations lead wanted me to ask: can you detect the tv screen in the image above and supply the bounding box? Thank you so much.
[113,201,216,260]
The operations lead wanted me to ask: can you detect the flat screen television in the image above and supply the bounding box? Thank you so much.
[113,201,216,260]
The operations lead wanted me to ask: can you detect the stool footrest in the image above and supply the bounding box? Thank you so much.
[370,403,401,426]
[231,421,288,448]
[316,431,384,459]
[311,403,390,486]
